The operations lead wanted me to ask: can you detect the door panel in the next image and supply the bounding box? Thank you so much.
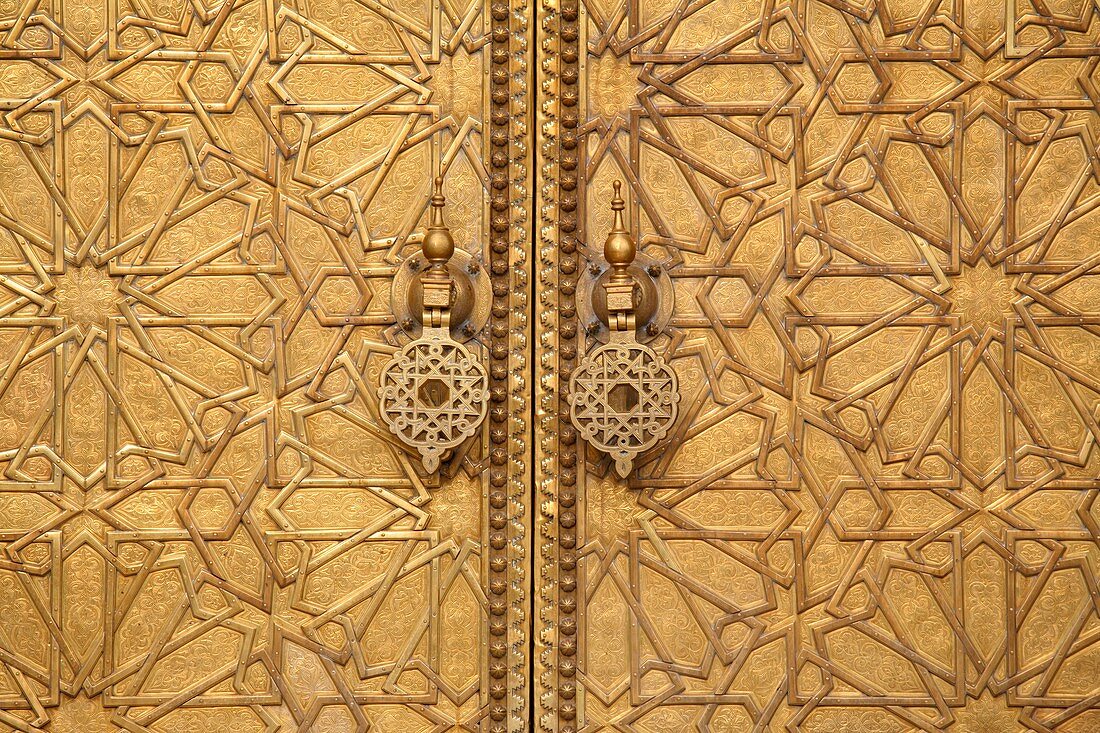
[0,0,529,730]
[536,1,1100,731]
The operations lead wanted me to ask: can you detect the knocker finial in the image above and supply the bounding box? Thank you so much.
[604,180,635,275]
[423,177,455,269]
[603,180,639,338]
[419,177,456,330]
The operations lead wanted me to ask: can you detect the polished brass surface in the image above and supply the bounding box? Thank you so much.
[538,1,1100,732]
[0,0,531,730]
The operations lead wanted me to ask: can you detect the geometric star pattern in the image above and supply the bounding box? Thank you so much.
[539,0,1100,731]
[379,335,489,472]
[569,341,679,477]
[0,0,529,729]
[2,0,1100,728]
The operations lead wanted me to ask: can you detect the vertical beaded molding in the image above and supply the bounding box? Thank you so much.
[554,0,580,720]
[537,0,579,727]
[536,0,558,727]
[487,0,530,728]
[508,0,532,728]
[535,0,561,719]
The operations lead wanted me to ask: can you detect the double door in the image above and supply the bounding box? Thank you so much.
[0,0,1098,730]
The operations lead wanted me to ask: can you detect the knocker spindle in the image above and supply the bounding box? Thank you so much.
[377,177,490,474]
[568,180,680,478]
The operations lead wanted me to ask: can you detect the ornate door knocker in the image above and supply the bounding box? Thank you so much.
[377,178,489,473]
[568,181,680,478]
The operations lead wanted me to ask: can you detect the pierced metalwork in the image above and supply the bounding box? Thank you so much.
[569,181,679,477]
[378,178,489,472]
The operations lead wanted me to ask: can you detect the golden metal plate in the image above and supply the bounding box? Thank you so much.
[537,1,1100,731]
[0,0,531,730]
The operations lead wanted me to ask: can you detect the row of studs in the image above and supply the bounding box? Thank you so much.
[487,0,519,729]
[555,0,581,727]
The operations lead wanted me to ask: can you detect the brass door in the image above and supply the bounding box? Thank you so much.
[2,0,1100,731]
[535,1,1100,732]
[0,0,530,730]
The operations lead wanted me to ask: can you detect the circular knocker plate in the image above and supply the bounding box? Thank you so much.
[568,341,680,477]
[577,252,674,344]
[378,336,489,472]
[390,248,490,342]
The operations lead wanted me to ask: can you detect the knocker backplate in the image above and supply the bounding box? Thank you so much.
[568,341,680,477]
[390,248,491,343]
[576,250,674,344]
[378,334,489,472]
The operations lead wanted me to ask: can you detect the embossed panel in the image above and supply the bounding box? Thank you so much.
[538,0,1100,731]
[0,0,530,730]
